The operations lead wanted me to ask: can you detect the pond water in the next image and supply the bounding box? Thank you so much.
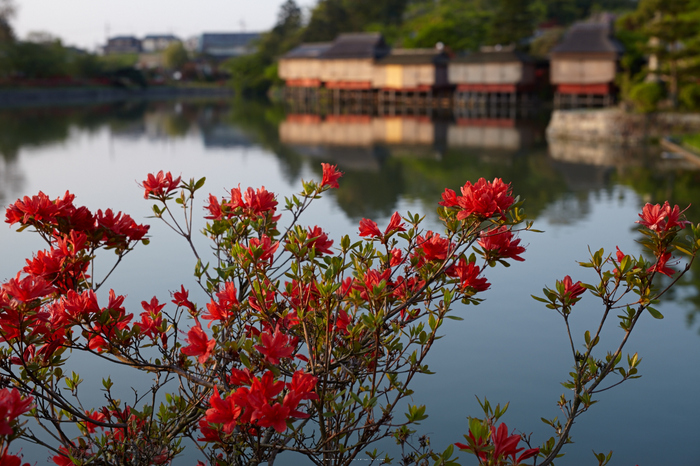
[1,99,699,465]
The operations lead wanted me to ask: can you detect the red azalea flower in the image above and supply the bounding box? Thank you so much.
[446,257,490,293]
[172,285,196,313]
[203,281,239,325]
[5,191,60,225]
[248,284,277,314]
[478,226,526,262]
[648,251,677,277]
[255,326,296,365]
[2,273,54,304]
[197,417,222,442]
[353,269,392,301]
[0,448,28,466]
[637,202,690,232]
[416,231,452,263]
[321,163,343,189]
[384,211,406,235]
[0,388,34,436]
[244,186,280,220]
[52,447,74,466]
[141,171,181,199]
[246,235,280,263]
[204,194,224,221]
[181,324,216,364]
[205,387,242,434]
[389,248,403,267]
[306,226,334,255]
[439,188,459,208]
[440,178,514,220]
[284,371,318,414]
[359,218,382,238]
[560,275,586,304]
[83,410,107,434]
[256,402,290,433]
[228,367,253,386]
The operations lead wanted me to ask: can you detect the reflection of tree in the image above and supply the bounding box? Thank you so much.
[0,109,72,160]
[226,100,305,183]
[395,145,569,220]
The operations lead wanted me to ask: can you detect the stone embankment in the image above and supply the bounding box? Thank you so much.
[0,86,233,108]
[546,108,700,168]
[546,108,700,144]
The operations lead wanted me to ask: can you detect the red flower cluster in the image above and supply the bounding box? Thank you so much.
[141,170,181,199]
[306,226,334,255]
[204,185,280,222]
[478,226,526,262]
[456,422,539,465]
[358,212,405,241]
[203,281,239,325]
[321,163,343,189]
[202,370,318,436]
[413,231,453,266]
[181,323,216,364]
[6,192,149,259]
[446,257,490,293]
[255,325,298,365]
[440,178,515,220]
[0,388,34,466]
[0,388,33,436]
[636,202,690,232]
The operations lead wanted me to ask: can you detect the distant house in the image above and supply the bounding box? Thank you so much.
[319,33,390,89]
[448,46,537,102]
[142,34,181,53]
[104,36,142,55]
[278,42,332,88]
[196,33,261,59]
[373,48,450,91]
[550,17,624,107]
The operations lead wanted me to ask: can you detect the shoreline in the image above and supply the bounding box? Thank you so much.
[0,85,234,108]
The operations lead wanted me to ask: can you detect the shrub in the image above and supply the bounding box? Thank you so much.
[628,81,665,113]
[680,83,700,111]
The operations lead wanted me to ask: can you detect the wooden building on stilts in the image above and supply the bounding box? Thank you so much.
[318,33,390,114]
[449,46,537,117]
[550,16,624,108]
[278,42,332,112]
[372,47,451,115]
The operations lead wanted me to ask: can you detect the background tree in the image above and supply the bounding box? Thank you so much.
[163,41,189,70]
[620,0,700,107]
[399,0,493,51]
[0,0,15,43]
[487,0,536,47]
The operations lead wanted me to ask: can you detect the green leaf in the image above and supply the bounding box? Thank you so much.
[647,307,664,319]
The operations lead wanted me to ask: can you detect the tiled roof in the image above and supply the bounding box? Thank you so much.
[319,32,389,59]
[551,22,624,55]
[282,42,333,59]
[451,50,534,64]
[200,33,261,48]
[377,49,449,65]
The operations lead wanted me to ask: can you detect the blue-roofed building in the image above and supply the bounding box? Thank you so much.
[195,33,261,59]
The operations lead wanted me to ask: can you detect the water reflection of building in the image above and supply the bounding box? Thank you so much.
[277,111,544,168]
[279,114,445,170]
[448,118,534,152]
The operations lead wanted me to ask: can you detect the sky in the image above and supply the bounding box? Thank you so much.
[11,0,317,51]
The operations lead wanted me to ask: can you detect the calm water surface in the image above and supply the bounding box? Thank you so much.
[1,100,699,465]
